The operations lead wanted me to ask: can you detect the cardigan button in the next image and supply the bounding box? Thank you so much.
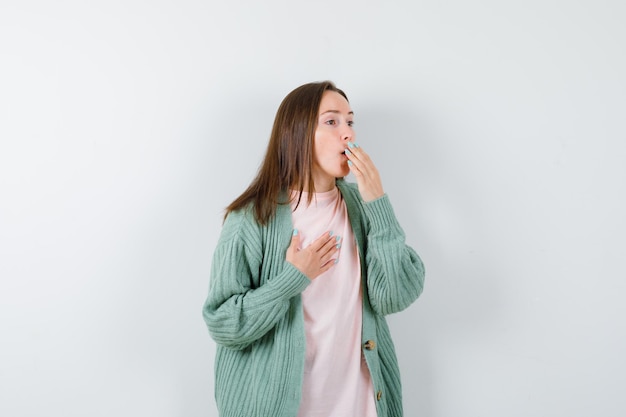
[376,390,383,401]
[364,340,376,350]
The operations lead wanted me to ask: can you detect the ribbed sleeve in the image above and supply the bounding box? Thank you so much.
[363,194,425,315]
[202,209,310,350]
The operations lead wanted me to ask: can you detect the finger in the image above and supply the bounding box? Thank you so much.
[354,145,373,163]
[320,245,339,266]
[346,153,365,179]
[346,145,374,173]
[345,148,366,175]
[318,257,339,274]
[345,143,384,202]
[309,230,335,251]
[346,141,364,158]
[347,146,380,181]
[319,234,341,257]
[289,229,301,252]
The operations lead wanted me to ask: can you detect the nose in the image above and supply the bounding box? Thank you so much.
[341,124,353,142]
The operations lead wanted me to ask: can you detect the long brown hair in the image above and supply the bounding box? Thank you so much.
[225,81,348,225]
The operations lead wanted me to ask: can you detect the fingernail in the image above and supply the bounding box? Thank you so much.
[329,230,334,236]
[345,149,352,155]
[347,142,355,149]
[348,160,353,166]
[336,243,341,249]
[354,143,360,148]
[293,229,298,236]
[336,235,341,242]
[334,258,339,264]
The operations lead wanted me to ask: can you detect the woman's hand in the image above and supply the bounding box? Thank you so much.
[345,142,384,202]
[286,230,341,280]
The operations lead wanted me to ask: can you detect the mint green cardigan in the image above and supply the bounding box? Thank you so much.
[203,179,425,417]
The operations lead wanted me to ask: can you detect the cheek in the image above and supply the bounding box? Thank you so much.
[313,134,332,157]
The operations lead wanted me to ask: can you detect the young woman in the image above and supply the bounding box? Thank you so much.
[202,81,425,417]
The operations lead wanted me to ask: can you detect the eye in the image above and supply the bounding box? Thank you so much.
[347,120,354,127]
[325,119,336,126]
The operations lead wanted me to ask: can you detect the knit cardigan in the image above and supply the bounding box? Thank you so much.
[202,179,425,417]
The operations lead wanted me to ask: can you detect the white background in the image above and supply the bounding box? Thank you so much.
[1,1,625,416]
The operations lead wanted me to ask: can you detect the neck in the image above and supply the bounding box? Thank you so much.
[311,174,336,193]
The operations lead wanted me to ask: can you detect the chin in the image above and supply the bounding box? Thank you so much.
[337,168,350,178]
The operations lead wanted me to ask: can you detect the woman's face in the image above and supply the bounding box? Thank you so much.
[312,90,354,192]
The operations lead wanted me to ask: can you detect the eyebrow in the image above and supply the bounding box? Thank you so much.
[320,110,355,116]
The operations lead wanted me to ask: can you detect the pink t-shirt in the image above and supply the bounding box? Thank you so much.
[291,188,377,417]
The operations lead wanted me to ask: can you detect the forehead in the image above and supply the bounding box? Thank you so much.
[318,90,352,114]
